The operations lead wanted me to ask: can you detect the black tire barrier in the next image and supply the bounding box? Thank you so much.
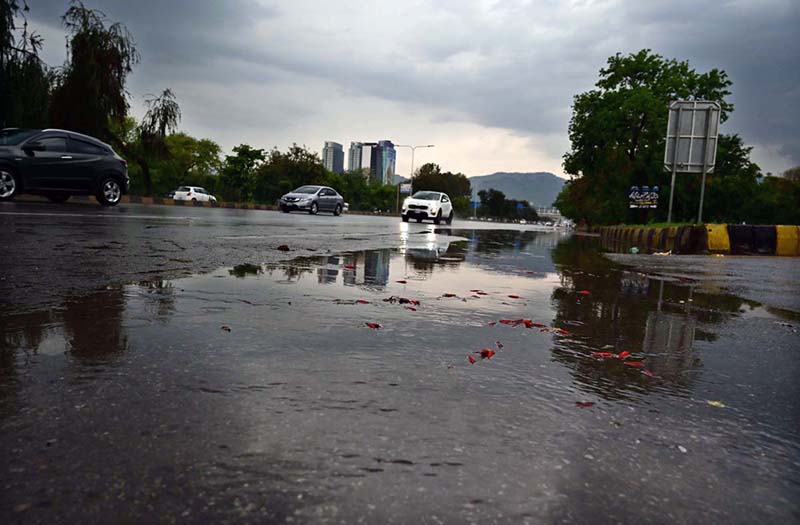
[753,226,777,255]
[728,225,756,255]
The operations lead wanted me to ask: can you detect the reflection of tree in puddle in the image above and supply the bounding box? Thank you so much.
[62,287,129,362]
[549,236,757,399]
[229,263,263,278]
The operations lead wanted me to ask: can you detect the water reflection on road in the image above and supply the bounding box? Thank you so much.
[1,229,798,522]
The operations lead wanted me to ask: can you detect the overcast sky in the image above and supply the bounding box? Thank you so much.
[26,0,799,178]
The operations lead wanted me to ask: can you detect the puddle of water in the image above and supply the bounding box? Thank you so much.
[1,231,798,522]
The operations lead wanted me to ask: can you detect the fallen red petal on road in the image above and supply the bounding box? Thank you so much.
[617,351,631,358]
[342,264,355,270]
[575,401,594,408]
[577,290,591,295]
[523,320,534,329]
[553,328,571,335]
[591,352,614,358]
[508,295,521,299]
[405,306,417,311]
[531,322,547,328]
[540,328,549,332]
[396,280,408,284]
[443,293,457,298]
[468,355,477,364]
[487,322,497,326]
[365,322,382,329]
[641,369,655,377]
[356,299,370,304]
[477,291,489,296]
[478,348,496,359]
[499,319,516,325]
[624,361,645,367]
[470,289,483,293]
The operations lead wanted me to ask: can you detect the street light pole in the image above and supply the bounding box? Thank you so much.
[396,144,434,195]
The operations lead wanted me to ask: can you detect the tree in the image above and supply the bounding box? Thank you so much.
[1,0,52,128]
[219,144,265,202]
[477,188,539,221]
[783,166,800,183]
[558,49,733,224]
[49,0,139,141]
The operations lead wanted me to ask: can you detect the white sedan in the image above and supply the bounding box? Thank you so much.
[173,186,217,203]
[401,191,454,224]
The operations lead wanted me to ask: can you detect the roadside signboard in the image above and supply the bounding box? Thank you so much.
[664,100,722,223]
[664,101,721,174]
[400,183,412,194]
[629,185,659,209]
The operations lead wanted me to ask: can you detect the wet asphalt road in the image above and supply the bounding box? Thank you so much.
[1,202,799,524]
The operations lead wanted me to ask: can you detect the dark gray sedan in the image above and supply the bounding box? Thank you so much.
[279,185,344,215]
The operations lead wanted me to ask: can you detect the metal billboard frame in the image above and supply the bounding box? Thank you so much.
[664,100,721,223]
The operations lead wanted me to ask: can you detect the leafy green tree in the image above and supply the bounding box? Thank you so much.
[1,0,52,128]
[252,144,328,203]
[161,133,222,192]
[219,144,265,202]
[477,188,539,221]
[49,0,139,141]
[558,49,733,224]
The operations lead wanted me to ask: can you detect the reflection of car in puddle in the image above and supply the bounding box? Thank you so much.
[403,236,465,263]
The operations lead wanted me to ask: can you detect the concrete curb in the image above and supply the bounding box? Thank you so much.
[593,224,800,256]
[13,194,400,217]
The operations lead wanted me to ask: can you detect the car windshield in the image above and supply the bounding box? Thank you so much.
[293,186,319,194]
[411,191,441,200]
[0,129,39,145]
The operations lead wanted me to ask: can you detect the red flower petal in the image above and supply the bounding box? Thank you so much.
[487,322,497,326]
[641,369,655,377]
[577,290,591,295]
[508,294,521,299]
[623,361,644,367]
[618,351,631,358]
[396,280,408,284]
[591,352,614,358]
[553,328,571,336]
[356,299,370,304]
[468,355,477,364]
[365,322,382,329]
[343,264,356,270]
[575,401,594,408]
[405,306,417,311]
[478,348,495,359]
[443,293,457,298]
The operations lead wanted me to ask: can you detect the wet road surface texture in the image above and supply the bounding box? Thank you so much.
[1,203,799,523]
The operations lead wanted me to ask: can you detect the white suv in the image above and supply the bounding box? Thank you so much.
[401,191,453,224]
[173,186,217,203]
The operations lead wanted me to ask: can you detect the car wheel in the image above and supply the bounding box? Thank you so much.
[401,214,409,223]
[281,206,290,213]
[46,193,71,204]
[309,202,318,215]
[434,210,442,225]
[334,203,342,216]
[446,211,454,225]
[97,177,122,206]
[0,168,20,201]
[191,198,197,203]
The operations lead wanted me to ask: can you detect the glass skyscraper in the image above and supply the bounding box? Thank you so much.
[369,140,396,185]
[322,141,344,174]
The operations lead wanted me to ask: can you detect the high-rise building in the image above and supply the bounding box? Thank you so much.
[369,140,396,185]
[348,142,363,172]
[322,141,344,174]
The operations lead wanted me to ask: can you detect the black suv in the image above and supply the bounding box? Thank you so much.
[0,128,129,206]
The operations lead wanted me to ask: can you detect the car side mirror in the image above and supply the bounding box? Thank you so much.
[23,141,45,152]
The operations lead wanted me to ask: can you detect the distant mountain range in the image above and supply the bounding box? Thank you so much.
[469,172,565,207]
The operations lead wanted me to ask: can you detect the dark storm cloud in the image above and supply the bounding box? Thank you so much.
[26,0,799,171]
